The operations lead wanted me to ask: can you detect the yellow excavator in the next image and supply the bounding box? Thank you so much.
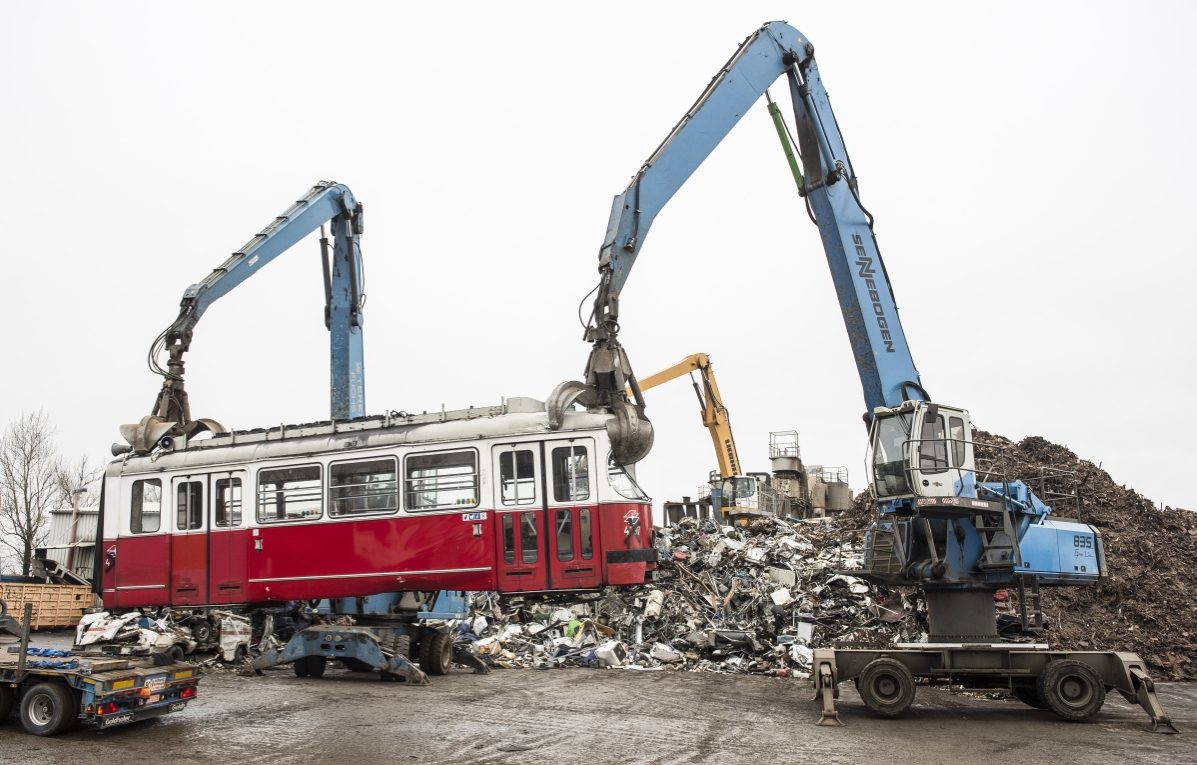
[630,354,795,519]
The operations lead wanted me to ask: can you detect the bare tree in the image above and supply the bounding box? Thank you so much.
[56,454,104,509]
[0,411,63,576]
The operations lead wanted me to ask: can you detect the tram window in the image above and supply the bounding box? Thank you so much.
[130,479,162,534]
[949,416,966,467]
[214,478,243,527]
[330,457,399,516]
[555,509,574,561]
[176,481,203,530]
[502,514,515,564]
[499,449,536,506]
[257,465,322,522]
[520,512,538,564]
[405,450,479,510]
[579,508,593,560]
[551,445,589,502]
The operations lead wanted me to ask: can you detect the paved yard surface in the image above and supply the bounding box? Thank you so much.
[1,658,1194,765]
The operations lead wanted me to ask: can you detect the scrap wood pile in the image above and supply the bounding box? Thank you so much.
[972,430,1197,680]
[465,516,926,676]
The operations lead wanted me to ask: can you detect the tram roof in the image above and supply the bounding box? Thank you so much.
[112,398,612,475]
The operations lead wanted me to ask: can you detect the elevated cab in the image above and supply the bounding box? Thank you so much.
[869,401,974,506]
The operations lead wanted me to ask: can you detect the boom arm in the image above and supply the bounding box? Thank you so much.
[631,354,742,478]
[140,181,366,451]
[576,22,924,448]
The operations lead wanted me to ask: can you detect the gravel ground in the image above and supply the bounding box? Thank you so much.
[1,657,1194,765]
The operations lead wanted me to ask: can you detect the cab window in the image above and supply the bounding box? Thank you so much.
[918,415,949,474]
[948,416,966,467]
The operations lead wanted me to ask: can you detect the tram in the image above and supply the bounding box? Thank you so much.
[96,398,656,609]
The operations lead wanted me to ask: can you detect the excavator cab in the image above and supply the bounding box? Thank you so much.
[869,401,974,501]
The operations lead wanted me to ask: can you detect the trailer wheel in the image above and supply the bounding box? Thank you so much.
[1037,660,1105,721]
[0,683,13,722]
[306,656,327,678]
[419,633,453,676]
[1012,685,1049,710]
[19,683,76,736]
[857,658,916,717]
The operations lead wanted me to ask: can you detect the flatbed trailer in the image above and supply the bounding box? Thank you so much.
[811,644,1178,733]
[1,601,199,736]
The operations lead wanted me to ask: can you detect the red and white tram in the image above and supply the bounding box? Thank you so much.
[96,398,656,609]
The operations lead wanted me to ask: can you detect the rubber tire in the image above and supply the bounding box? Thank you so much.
[167,645,185,663]
[293,658,310,678]
[191,619,213,644]
[1013,685,1049,710]
[232,645,246,665]
[306,656,327,679]
[392,634,411,660]
[857,658,917,717]
[1037,660,1106,721]
[381,634,413,682]
[419,632,453,676]
[0,683,13,723]
[19,683,76,737]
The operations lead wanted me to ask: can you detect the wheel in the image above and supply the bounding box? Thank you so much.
[167,645,185,663]
[419,632,453,676]
[306,656,327,678]
[191,619,213,644]
[1013,685,1049,709]
[232,645,247,664]
[392,634,411,660]
[293,658,310,678]
[19,683,76,737]
[1037,660,1106,721]
[0,683,13,722]
[857,658,917,717]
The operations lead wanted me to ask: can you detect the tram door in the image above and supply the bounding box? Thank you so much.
[170,475,207,606]
[492,444,546,592]
[545,438,602,590]
[208,471,248,605]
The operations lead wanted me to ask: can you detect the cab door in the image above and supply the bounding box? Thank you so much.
[208,470,248,605]
[170,475,207,606]
[545,438,602,590]
[492,444,547,592]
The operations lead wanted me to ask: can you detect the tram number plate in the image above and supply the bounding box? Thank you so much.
[102,713,135,728]
[462,512,486,522]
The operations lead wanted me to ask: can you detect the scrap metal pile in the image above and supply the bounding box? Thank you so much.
[465,516,924,675]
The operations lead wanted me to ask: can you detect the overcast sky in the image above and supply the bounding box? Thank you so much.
[2,2,1194,512]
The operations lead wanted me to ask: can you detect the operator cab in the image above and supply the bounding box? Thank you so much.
[869,400,974,504]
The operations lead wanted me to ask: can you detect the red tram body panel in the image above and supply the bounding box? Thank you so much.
[98,399,655,609]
